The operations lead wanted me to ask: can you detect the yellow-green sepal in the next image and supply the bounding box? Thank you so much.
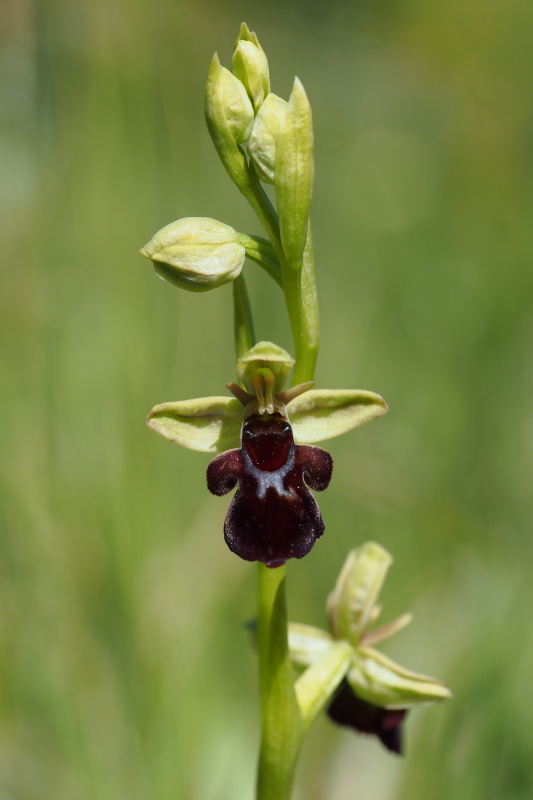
[296,641,354,732]
[288,623,336,668]
[327,542,393,645]
[348,647,453,709]
[146,396,242,453]
[287,389,388,444]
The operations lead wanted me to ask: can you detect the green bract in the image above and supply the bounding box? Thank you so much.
[232,24,270,111]
[288,542,452,715]
[248,94,288,184]
[275,78,314,271]
[140,217,245,292]
[205,54,254,189]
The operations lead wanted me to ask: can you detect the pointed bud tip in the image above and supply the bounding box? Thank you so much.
[209,52,221,72]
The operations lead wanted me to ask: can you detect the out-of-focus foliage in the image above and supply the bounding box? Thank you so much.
[1,0,532,798]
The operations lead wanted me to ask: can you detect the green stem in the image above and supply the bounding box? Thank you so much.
[283,227,319,385]
[241,162,285,267]
[232,160,321,800]
[257,564,303,800]
[240,166,319,385]
[236,233,283,287]
[232,275,255,359]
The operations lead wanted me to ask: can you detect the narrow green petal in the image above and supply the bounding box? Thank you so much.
[146,397,242,453]
[327,542,392,644]
[288,389,388,444]
[348,647,452,709]
[288,622,335,668]
[360,613,413,647]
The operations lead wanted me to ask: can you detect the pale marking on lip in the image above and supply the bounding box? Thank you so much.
[242,446,297,500]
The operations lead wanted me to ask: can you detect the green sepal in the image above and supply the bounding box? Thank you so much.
[275,78,314,271]
[237,341,295,394]
[296,641,353,732]
[348,647,453,709]
[205,54,254,189]
[287,389,388,444]
[146,397,242,453]
[288,623,335,668]
[327,542,392,645]
[248,93,288,184]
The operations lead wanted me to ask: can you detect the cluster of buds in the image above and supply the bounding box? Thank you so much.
[140,23,313,290]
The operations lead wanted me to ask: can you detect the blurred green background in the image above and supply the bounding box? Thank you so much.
[1,0,533,798]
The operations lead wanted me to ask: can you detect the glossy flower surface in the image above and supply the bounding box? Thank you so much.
[207,411,332,567]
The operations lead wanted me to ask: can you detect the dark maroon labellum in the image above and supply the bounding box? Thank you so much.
[327,679,408,755]
[206,412,333,567]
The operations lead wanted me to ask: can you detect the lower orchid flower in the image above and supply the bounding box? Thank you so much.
[288,542,452,753]
[146,342,388,566]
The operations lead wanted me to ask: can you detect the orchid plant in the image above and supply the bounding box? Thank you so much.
[141,23,451,800]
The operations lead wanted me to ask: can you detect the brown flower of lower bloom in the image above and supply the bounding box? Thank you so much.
[327,679,408,755]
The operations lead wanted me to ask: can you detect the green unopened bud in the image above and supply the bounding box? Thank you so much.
[248,93,288,184]
[232,23,270,111]
[236,341,295,394]
[140,217,245,292]
[205,54,254,188]
[275,77,314,270]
